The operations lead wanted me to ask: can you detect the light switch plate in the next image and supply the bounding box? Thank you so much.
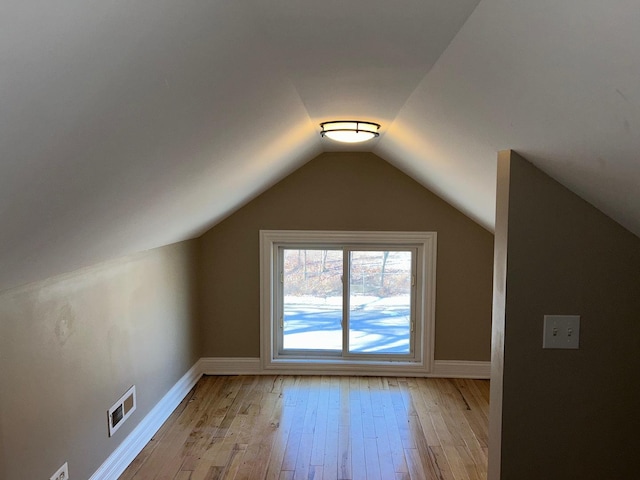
[543,315,580,349]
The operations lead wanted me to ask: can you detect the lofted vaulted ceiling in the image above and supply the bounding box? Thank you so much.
[1,0,639,292]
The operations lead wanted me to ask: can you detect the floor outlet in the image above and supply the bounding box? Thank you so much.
[50,462,69,480]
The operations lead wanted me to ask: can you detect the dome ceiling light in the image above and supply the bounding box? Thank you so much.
[320,120,380,143]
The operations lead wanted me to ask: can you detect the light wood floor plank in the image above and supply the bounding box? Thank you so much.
[321,400,339,480]
[337,424,352,479]
[119,375,489,480]
[379,383,408,474]
[372,414,395,479]
[310,379,329,467]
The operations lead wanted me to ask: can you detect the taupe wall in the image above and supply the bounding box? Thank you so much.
[0,241,199,480]
[199,152,494,361]
[493,151,640,479]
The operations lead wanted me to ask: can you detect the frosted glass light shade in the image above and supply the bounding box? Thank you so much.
[320,121,380,143]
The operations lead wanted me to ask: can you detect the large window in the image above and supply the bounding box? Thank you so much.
[260,231,437,374]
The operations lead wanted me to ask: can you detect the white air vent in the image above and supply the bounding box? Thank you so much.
[108,385,136,437]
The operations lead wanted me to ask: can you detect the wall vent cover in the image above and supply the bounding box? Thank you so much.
[108,385,136,437]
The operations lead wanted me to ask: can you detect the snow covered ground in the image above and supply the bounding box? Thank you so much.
[283,295,411,353]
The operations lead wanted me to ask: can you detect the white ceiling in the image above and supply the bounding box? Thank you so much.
[1,0,639,292]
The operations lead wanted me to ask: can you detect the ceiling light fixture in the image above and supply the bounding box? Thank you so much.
[320,120,380,143]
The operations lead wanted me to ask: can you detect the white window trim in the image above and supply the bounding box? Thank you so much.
[260,230,437,375]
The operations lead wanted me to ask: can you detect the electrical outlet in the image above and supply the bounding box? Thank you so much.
[50,462,69,480]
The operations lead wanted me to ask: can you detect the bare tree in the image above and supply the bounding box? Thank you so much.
[380,251,390,287]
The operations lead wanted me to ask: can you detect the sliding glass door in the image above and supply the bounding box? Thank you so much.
[279,247,415,359]
[348,250,412,354]
[281,248,343,352]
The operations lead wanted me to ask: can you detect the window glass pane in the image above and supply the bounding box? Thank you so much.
[348,250,412,354]
[282,249,343,351]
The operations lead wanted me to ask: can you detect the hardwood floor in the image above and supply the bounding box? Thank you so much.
[120,375,490,480]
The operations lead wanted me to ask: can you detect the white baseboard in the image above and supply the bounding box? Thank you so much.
[90,357,488,479]
[89,362,202,480]
[432,360,491,379]
[199,357,263,375]
[199,357,490,379]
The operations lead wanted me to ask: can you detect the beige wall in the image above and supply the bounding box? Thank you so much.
[493,151,640,479]
[198,152,494,361]
[0,241,199,480]
[0,152,494,478]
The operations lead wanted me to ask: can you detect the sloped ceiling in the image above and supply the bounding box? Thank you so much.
[1,0,639,292]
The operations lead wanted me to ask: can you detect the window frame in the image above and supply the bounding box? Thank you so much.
[277,245,417,360]
[260,230,437,375]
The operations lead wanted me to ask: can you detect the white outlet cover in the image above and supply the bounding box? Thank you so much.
[543,315,580,349]
[50,462,68,480]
